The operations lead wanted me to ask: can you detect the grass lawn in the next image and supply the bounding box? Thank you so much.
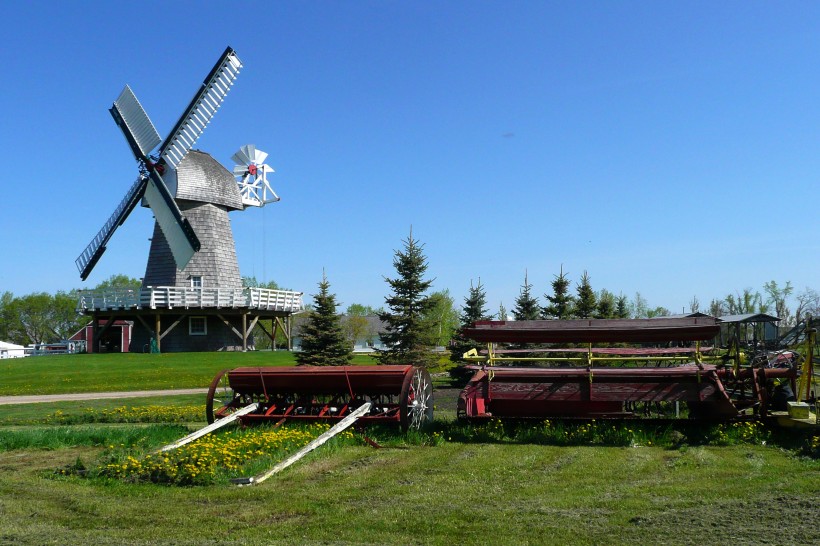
[1,353,817,544]
[0,435,818,545]
[0,351,377,396]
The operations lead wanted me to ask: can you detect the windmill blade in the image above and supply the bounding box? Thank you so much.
[231,144,268,166]
[110,86,162,159]
[159,47,243,170]
[75,176,148,280]
[143,169,201,270]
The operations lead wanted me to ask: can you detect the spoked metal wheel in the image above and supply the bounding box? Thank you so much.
[400,367,434,431]
[206,369,241,424]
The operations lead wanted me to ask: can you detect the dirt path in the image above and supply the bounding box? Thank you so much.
[0,389,208,406]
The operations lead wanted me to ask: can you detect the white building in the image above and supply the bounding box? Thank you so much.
[0,341,27,359]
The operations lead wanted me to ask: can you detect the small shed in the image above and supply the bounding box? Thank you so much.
[70,320,133,353]
[718,313,781,349]
[0,341,27,358]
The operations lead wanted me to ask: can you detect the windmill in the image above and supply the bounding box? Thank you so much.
[75,47,243,281]
[232,144,280,207]
[74,46,301,353]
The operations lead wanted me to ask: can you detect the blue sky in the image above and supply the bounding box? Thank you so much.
[1,1,819,315]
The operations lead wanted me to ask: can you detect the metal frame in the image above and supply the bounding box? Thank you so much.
[206,365,433,431]
[458,318,800,421]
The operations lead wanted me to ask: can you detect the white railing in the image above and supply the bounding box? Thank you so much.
[77,286,303,312]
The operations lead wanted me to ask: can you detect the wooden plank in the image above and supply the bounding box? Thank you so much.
[217,313,244,341]
[158,403,259,452]
[465,318,720,343]
[232,402,372,486]
[160,315,185,341]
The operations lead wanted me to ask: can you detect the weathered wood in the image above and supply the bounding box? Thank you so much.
[77,286,303,312]
[159,315,185,341]
[233,402,372,486]
[158,403,259,452]
[155,315,161,352]
[217,313,244,341]
[464,318,720,344]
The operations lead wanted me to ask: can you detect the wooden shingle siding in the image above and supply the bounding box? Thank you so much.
[142,151,243,289]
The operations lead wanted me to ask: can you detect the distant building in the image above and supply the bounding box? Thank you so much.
[0,341,26,359]
[69,320,133,353]
[292,315,388,353]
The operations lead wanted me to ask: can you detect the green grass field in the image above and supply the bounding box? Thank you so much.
[0,352,818,545]
[0,351,377,395]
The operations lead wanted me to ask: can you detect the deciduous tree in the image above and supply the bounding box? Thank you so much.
[94,274,141,290]
[763,280,793,324]
[422,290,459,348]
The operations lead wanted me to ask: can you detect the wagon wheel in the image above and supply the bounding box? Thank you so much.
[206,369,241,424]
[399,367,434,431]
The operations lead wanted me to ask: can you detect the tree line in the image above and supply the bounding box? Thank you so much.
[0,274,141,346]
[3,231,818,361]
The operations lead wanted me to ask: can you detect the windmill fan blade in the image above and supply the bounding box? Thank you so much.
[143,170,200,270]
[160,47,243,170]
[111,86,162,159]
[231,144,256,166]
[231,144,268,166]
[76,176,148,280]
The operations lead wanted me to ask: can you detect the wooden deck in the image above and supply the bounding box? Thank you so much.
[77,286,303,313]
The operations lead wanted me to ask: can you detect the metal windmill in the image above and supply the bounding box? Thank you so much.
[75,47,245,285]
[232,144,280,207]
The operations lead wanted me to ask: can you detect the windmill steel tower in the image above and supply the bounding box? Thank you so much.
[75,47,303,353]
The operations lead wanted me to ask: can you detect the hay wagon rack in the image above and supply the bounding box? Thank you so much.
[458,318,812,422]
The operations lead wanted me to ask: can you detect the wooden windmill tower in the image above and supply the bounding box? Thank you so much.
[75,47,302,353]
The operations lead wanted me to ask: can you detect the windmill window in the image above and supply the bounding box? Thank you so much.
[191,276,203,289]
[189,317,207,336]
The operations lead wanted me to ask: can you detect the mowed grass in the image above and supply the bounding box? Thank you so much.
[0,351,377,395]
[1,353,818,544]
[0,394,206,425]
[0,436,817,544]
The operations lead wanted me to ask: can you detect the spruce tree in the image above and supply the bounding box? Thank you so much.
[542,265,573,319]
[596,289,616,319]
[513,271,540,321]
[295,273,353,366]
[615,293,630,318]
[377,230,437,367]
[450,279,491,363]
[574,271,597,318]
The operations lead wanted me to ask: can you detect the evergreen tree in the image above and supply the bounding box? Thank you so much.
[574,271,597,318]
[377,230,437,367]
[542,265,573,319]
[498,301,507,321]
[450,279,491,363]
[513,271,540,321]
[595,289,616,319]
[615,293,630,318]
[295,273,352,366]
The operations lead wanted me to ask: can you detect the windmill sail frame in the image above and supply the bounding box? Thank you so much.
[75,46,242,280]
